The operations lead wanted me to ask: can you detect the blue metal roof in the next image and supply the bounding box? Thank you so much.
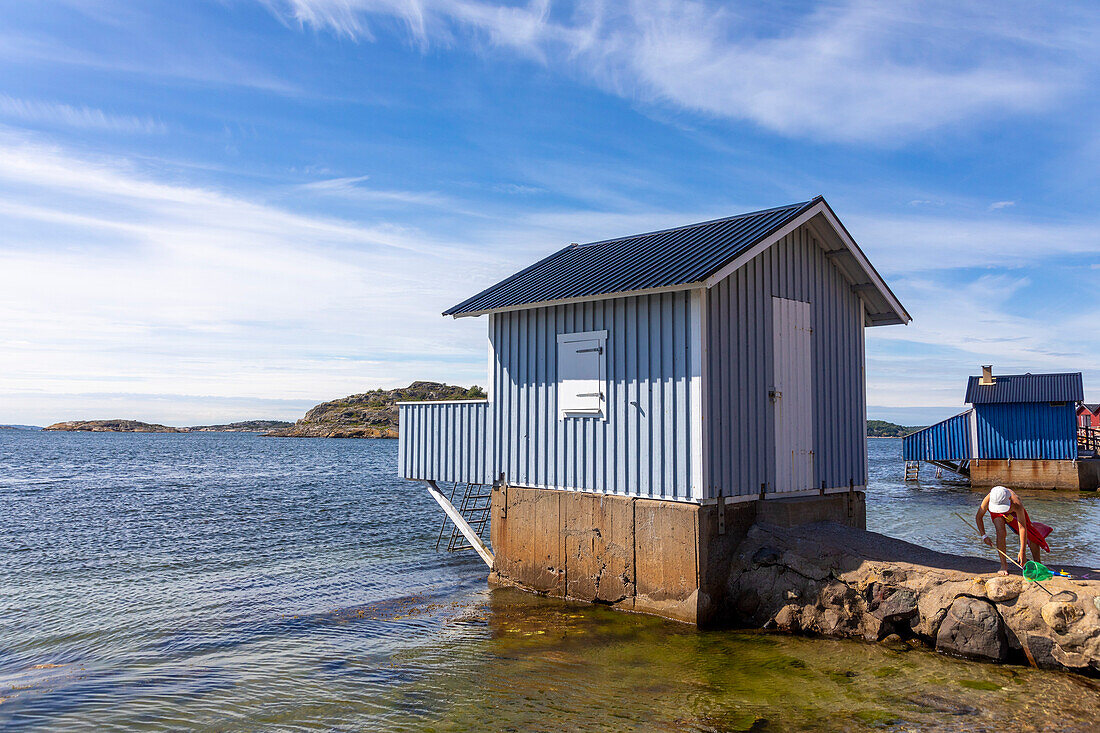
[444,198,819,316]
[964,372,1083,404]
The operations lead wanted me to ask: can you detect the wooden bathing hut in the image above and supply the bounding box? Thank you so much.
[398,196,910,624]
[1077,403,1100,429]
[903,367,1100,490]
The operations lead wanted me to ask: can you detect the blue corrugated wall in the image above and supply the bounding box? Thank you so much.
[490,290,697,501]
[398,401,490,483]
[974,402,1077,460]
[902,411,972,461]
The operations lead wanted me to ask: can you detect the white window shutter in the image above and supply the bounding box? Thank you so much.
[557,331,606,418]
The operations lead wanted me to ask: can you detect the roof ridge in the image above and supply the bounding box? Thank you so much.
[969,371,1083,379]
[574,197,818,248]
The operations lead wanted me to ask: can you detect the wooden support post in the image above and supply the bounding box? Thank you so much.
[426,480,494,568]
[717,493,725,535]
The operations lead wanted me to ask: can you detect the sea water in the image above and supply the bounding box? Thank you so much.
[3,431,1099,731]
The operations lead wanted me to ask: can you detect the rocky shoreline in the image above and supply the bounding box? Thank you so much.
[43,419,293,433]
[727,522,1100,674]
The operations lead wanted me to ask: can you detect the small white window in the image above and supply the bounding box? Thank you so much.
[557,330,607,419]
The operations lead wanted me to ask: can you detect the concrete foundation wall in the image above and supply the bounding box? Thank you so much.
[970,459,1100,491]
[489,484,865,625]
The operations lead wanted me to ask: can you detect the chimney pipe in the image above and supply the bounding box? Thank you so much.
[980,365,994,385]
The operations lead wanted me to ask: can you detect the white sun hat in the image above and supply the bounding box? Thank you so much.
[988,485,1012,514]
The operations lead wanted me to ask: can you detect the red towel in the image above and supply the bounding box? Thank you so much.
[990,511,1052,552]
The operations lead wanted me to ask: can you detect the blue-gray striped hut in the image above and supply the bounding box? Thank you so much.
[399,195,910,624]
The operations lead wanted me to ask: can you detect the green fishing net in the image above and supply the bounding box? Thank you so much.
[1023,561,1054,582]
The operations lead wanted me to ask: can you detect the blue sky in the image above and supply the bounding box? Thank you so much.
[2,1,1099,426]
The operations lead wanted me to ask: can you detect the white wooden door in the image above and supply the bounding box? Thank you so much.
[772,297,814,493]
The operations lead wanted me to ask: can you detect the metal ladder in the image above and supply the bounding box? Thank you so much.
[904,461,920,482]
[435,481,493,554]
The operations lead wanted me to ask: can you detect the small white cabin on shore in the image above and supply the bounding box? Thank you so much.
[401,196,908,501]
[398,196,909,623]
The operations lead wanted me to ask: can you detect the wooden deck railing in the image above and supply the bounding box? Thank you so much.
[1079,426,1100,456]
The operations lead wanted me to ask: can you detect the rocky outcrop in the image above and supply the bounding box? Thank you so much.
[188,420,293,432]
[727,522,1100,673]
[266,381,484,438]
[43,419,293,433]
[44,419,184,433]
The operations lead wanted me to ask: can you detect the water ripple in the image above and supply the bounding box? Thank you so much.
[2,432,1099,730]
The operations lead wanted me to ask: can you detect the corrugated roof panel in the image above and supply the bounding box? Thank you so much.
[964,372,1084,404]
[444,199,818,316]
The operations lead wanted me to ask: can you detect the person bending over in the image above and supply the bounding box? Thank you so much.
[975,485,1052,576]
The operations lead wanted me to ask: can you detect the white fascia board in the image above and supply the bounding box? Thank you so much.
[701,201,910,327]
[449,282,701,318]
[814,202,911,325]
[702,204,823,288]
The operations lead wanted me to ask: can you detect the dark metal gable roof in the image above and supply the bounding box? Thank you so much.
[965,372,1084,404]
[444,198,819,316]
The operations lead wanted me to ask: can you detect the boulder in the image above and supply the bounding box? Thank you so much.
[984,576,1022,602]
[935,597,1008,661]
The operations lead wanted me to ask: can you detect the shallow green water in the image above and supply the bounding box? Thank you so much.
[3,432,1099,730]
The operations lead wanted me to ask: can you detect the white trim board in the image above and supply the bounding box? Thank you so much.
[689,288,708,501]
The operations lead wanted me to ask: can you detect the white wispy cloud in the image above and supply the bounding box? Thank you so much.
[848,212,1100,273]
[989,200,1016,210]
[296,174,460,208]
[0,94,166,134]
[266,0,1098,142]
[0,131,493,423]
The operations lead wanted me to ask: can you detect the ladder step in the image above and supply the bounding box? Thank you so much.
[435,480,494,557]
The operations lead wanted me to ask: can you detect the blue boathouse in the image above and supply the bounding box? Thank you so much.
[398,196,910,624]
[903,367,1099,490]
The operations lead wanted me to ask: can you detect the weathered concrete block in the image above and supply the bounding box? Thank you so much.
[562,492,634,604]
[935,597,1008,661]
[971,458,1099,490]
[634,498,699,623]
[755,492,866,529]
[491,485,565,595]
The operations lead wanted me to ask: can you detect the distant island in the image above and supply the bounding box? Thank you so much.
[866,419,925,438]
[32,395,917,440]
[43,419,294,433]
[266,381,485,438]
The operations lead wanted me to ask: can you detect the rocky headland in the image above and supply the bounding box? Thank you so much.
[265,381,484,438]
[727,522,1100,674]
[189,420,294,432]
[44,419,185,433]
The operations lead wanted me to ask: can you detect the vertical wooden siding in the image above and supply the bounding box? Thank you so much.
[490,291,697,501]
[398,401,489,483]
[706,225,867,498]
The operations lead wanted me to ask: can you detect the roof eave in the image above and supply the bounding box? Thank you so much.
[447,281,706,318]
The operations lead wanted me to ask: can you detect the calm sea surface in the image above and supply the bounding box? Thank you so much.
[3,432,1100,731]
